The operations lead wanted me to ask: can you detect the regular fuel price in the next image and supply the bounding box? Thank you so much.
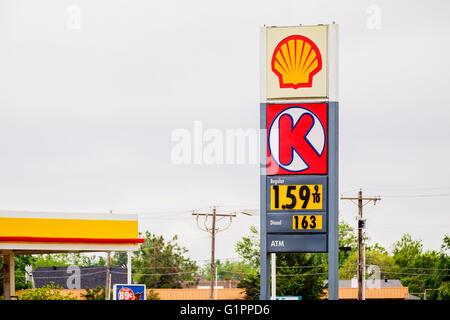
[270,184,323,210]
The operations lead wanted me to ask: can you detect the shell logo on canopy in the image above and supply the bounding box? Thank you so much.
[271,35,322,90]
[265,25,328,100]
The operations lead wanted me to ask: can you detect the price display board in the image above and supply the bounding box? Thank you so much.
[266,176,327,235]
[270,184,323,210]
[113,284,146,300]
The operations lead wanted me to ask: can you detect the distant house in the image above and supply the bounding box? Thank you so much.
[193,275,239,289]
[150,288,245,300]
[32,266,129,289]
[323,279,410,300]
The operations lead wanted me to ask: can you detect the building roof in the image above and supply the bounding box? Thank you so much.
[32,266,128,289]
[339,279,404,288]
[323,287,409,300]
[339,287,409,299]
[322,279,409,299]
[196,280,240,289]
[150,288,246,300]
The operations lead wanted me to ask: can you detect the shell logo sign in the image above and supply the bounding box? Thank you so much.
[265,25,328,100]
[271,35,322,90]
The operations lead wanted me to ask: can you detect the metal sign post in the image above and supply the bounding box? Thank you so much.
[327,101,339,300]
[271,253,276,300]
[259,24,339,300]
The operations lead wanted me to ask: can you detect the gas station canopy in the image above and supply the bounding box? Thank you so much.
[0,210,144,300]
[0,210,144,253]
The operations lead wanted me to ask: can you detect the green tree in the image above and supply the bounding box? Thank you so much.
[33,254,72,267]
[111,252,129,267]
[339,248,396,280]
[276,253,327,300]
[337,220,358,273]
[392,234,423,268]
[33,253,105,268]
[437,282,450,300]
[202,259,255,282]
[235,226,326,300]
[147,289,161,300]
[82,286,107,300]
[441,235,450,252]
[338,220,357,249]
[391,234,450,300]
[235,225,260,270]
[14,255,37,290]
[69,253,106,267]
[133,231,198,288]
[237,273,260,300]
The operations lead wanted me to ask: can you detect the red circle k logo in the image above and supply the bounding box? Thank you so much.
[267,104,328,175]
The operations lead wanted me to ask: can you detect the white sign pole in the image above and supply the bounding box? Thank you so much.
[127,251,132,284]
[271,253,276,300]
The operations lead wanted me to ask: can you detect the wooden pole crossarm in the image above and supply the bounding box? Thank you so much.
[192,213,237,217]
[340,197,381,201]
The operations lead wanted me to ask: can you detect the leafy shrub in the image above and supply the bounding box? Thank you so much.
[19,282,76,300]
[82,286,106,300]
[147,289,160,300]
[437,282,450,300]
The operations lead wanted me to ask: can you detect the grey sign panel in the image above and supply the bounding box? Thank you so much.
[259,102,338,298]
[267,234,327,253]
[266,175,327,213]
[267,212,327,233]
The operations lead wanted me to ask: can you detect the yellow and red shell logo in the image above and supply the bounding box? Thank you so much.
[271,35,322,89]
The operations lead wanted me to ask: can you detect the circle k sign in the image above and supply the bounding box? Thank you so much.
[267,103,327,175]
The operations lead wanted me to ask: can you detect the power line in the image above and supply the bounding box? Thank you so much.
[341,186,450,193]
[376,271,449,277]
[276,272,328,277]
[337,268,449,277]
[276,265,324,269]
[32,270,107,279]
[341,190,450,199]
[338,264,450,271]
[379,193,450,198]
[10,267,450,281]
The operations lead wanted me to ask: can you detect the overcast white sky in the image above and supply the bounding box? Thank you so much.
[0,0,449,262]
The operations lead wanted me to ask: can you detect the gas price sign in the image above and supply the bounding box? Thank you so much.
[270,184,323,210]
[118,287,134,300]
[267,176,327,213]
[113,284,146,301]
[266,175,327,235]
[292,215,323,230]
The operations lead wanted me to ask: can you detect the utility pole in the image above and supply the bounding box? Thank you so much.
[192,206,236,300]
[210,206,216,300]
[106,210,112,300]
[106,251,111,300]
[341,189,381,300]
[153,242,157,274]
